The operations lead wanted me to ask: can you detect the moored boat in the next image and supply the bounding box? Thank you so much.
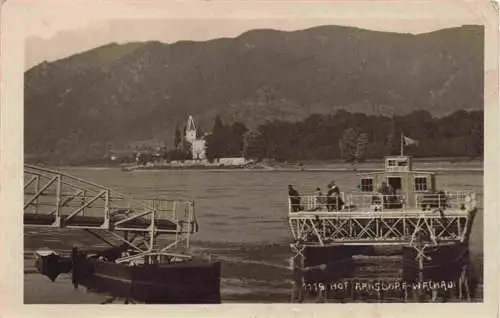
[25,164,221,304]
[35,246,221,304]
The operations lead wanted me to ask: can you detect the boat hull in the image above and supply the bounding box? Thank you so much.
[81,259,221,304]
[34,252,72,282]
[34,250,222,304]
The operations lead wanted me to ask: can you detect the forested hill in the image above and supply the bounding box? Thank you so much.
[24,24,484,165]
[242,110,483,162]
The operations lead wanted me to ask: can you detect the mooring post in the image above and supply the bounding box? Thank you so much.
[403,282,408,302]
[81,190,86,216]
[418,250,424,302]
[149,200,156,252]
[55,175,62,227]
[290,250,305,303]
[71,246,79,289]
[34,175,40,214]
[103,189,110,229]
[418,251,424,283]
[290,256,298,302]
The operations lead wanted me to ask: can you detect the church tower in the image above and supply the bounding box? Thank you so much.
[185,115,197,144]
[184,115,207,160]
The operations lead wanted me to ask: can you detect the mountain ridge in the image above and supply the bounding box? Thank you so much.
[24,24,484,164]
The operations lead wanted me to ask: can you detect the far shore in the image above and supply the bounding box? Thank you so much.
[27,157,484,172]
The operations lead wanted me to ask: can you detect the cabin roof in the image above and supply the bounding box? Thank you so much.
[357,171,435,177]
[384,155,413,159]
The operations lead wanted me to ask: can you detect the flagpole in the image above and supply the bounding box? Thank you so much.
[400,134,404,156]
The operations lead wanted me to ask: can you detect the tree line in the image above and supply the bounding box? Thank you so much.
[121,109,484,166]
[193,109,482,162]
[205,116,248,160]
[240,109,483,161]
[71,108,484,166]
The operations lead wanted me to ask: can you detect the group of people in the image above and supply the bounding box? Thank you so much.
[377,181,395,196]
[372,181,401,209]
[288,181,345,212]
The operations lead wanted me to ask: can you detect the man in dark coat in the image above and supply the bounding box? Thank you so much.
[327,181,344,211]
[288,185,301,212]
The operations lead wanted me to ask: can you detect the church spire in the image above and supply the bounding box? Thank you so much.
[185,115,197,144]
[186,115,197,132]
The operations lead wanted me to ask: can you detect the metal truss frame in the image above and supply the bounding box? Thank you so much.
[24,164,197,264]
[289,212,469,247]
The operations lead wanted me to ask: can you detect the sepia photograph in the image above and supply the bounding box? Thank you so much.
[1,0,499,316]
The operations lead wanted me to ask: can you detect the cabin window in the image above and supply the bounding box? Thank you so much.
[414,177,428,191]
[397,160,408,167]
[388,160,396,167]
[360,178,373,192]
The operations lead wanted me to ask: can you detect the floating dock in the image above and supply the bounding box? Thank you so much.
[287,155,479,303]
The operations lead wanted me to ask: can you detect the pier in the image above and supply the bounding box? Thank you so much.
[287,155,479,302]
[24,164,197,265]
[24,164,224,304]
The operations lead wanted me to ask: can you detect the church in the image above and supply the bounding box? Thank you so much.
[184,115,207,160]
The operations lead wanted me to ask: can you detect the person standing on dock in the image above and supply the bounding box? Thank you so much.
[327,181,344,211]
[377,182,391,209]
[314,187,326,211]
[288,185,301,212]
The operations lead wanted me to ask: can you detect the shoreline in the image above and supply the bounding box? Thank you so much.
[37,166,484,173]
[27,157,483,171]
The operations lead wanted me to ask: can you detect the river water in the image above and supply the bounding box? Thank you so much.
[23,164,483,303]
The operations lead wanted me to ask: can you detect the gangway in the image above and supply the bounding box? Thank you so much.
[24,164,197,261]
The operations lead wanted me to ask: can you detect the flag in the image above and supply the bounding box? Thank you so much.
[403,135,418,146]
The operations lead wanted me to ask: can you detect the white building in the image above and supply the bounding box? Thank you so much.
[185,115,207,160]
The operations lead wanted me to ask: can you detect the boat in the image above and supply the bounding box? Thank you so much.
[24,164,221,304]
[34,246,221,304]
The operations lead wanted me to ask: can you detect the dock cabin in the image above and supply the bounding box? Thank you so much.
[357,155,442,211]
[288,155,459,214]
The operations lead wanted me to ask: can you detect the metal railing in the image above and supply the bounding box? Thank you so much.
[24,164,197,235]
[24,164,200,266]
[347,194,406,212]
[289,195,345,212]
[288,191,474,214]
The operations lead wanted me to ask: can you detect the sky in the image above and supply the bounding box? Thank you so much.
[20,0,488,69]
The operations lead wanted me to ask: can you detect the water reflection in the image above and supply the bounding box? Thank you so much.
[290,252,480,303]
